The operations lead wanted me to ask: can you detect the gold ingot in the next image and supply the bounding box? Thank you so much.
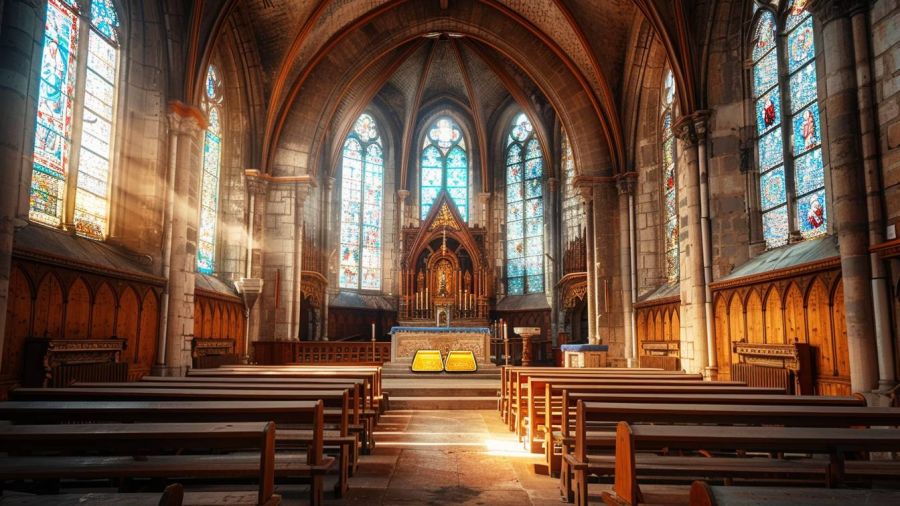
[411,350,444,372]
[444,350,477,373]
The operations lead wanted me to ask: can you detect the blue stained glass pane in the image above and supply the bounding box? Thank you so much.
[665,217,678,251]
[507,277,524,296]
[792,102,821,155]
[786,0,811,33]
[752,12,776,61]
[507,201,524,223]
[788,17,815,73]
[507,220,523,240]
[421,145,442,167]
[525,198,543,219]
[789,62,817,113]
[354,114,379,143]
[526,275,544,294]
[527,239,543,258]
[507,181,523,203]
[420,205,431,219]
[753,51,778,96]
[422,168,442,187]
[420,187,440,217]
[662,137,674,168]
[794,148,824,195]
[525,255,543,276]
[428,117,462,150]
[526,139,541,160]
[507,144,522,165]
[366,144,383,165]
[762,206,789,248]
[758,126,784,170]
[507,258,524,277]
[340,223,359,244]
[525,158,542,180]
[447,168,466,188]
[507,162,523,184]
[447,146,466,168]
[90,0,119,42]
[525,219,542,238]
[755,89,781,134]
[507,239,524,259]
[510,113,532,143]
[344,138,362,161]
[525,178,542,199]
[759,166,787,211]
[797,188,827,238]
[448,187,467,210]
[664,188,677,222]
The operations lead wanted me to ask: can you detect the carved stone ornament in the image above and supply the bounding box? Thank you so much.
[672,115,697,145]
[429,203,461,230]
[563,281,588,309]
[616,173,637,196]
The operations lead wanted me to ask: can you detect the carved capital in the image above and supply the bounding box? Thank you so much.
[244,171,269,196]
[397,189,410,202]
[692,110,711,141]
[616,172,637,196]
[806,0,870,24]
[672,115,697,146]
[576,184,593,206]
[547,177,559,193]
[167,101,206,136]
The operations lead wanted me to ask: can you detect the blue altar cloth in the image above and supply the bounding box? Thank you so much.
[560,344,609,352]
[390,326,490,334]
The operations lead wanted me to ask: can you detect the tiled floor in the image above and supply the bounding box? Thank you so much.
[285,410,563,505]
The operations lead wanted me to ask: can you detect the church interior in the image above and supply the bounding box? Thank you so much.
[1,0,900,504]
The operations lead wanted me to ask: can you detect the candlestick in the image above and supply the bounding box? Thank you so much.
[371,323,375,341]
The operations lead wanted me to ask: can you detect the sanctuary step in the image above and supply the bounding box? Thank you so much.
[382,365,501,410]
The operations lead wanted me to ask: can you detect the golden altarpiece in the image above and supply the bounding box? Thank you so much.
[399,192,491,325]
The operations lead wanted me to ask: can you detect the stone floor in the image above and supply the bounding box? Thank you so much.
[282,410,563,505]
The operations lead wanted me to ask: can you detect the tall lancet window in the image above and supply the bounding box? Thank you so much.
[30,0,121,239]
[751,0,826,249]
[339,114,384,291]
[197,66,223,274]
[505,113,544,295]
[661,69,679,282]
[561,130,583,243]
[420,117,468,221]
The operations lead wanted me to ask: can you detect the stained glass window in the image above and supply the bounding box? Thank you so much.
[339,113,384,290]
[561,131,583,243]
[197,65,223,274]
[751,1,826,248]
[30,0,120,239]
[660,69,679,282]
[420,117,468,221]
[506,113,544,295]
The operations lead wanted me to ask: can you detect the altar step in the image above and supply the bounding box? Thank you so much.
[382,368,501,410]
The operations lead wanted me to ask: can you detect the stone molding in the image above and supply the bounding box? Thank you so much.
[615,172,637,196]
[397,189,410,202]
[807,0,870,25]
[244,170,269,196]
[167,101,206,134]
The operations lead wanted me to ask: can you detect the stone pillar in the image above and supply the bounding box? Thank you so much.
[694,112,718,377]
[809,0,878,393]
[851,3,895,390]
[478,192,491,228]
[0,0,44,370]
[241,172,267,354]
[617,174,637,367]
[547,178,559,344]
[290,185,310,341]
[673,116,709,375]
[161,103,204,376]
[322,178,335,341]
[578,186,598,344]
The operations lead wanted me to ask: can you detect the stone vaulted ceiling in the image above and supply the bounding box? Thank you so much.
[193,0,688,179]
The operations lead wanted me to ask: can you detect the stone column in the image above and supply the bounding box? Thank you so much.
[322,177,335,341]
[809,0,878,393]
[547,178,559,344]
[851,3,895,390]
[478,192,491,228]
[240,172,267,354]
[161,103,204,376]
[694,112,717,377]
[0,0,44,370]
[617,174,637,367]
[290,185,310,341]
[673,116,709,375]
[578,186,598,344]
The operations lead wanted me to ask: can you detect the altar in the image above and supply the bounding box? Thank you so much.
[389,326,491,363]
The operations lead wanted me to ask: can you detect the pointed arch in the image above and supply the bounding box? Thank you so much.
[660,67,679,282]
[419,116,469,222]
[116,286,139,363]
[505,112,545,295]
[198,64,224,274]
[91,282,116,338]
[64,277,91,339]
[138,290,159,371]
[338,113,385,291]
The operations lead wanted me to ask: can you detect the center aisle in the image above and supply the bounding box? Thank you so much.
[319,409,561,505]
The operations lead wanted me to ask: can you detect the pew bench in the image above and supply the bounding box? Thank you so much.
[0,422,285,506]
[689,480,900,506]
[591,422,900,506]
[0,483,184,506]
[0,399,351,498]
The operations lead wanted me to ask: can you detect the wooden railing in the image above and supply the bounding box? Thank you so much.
[253,340,391,365]
[296,341,391,364]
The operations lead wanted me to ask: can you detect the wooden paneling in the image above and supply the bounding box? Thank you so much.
[710,267,850,394]
[634,298,681,370]
[193,291,246,360]
[91,283,116,339]
[763,286,783,344]
[5,258,164,388]
[117,287,140,365]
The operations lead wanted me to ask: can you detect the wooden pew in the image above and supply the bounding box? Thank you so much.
[0,421,285,506]
[570,403,900,506]
[522,376,778,452]
[688,480,900,506]
[210,365,382,399]
[0,483,185,506]
[0,399,352,497]
[552,390,865,499]
[601,422,900,506]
